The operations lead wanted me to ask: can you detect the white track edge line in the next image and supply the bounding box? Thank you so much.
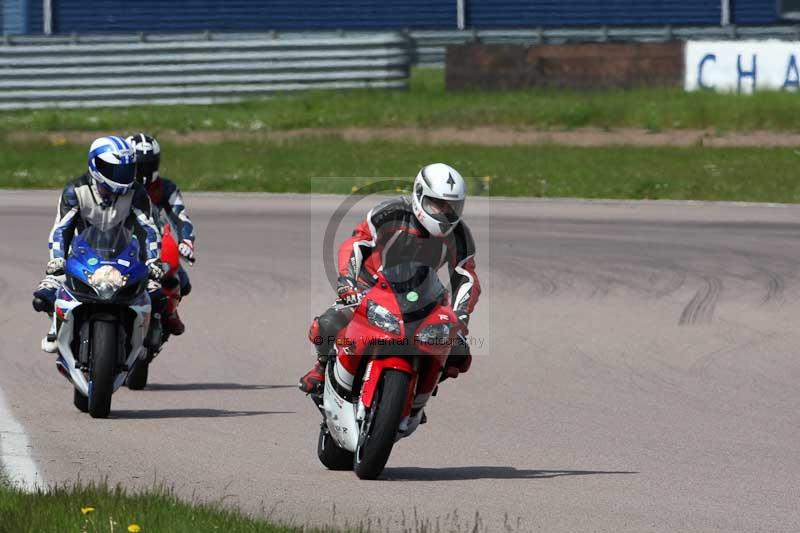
[0,386,43,492]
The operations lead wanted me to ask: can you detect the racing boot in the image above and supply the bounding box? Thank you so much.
[161,276,185,336]
[33,276,61,353]
[41,318,58,354]
[163,312,185,336]
[299,316,328,394]
[299,358,326,395]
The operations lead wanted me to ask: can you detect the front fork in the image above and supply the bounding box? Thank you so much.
[356,357,426,440]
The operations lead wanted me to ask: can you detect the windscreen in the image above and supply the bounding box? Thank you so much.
[382,262,445,301]
[78,225,134,260]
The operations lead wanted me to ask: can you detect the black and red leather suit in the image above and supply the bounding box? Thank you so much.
[310,196,480,371]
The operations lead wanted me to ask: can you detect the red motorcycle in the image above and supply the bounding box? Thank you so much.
[312,262,461,479]
[125,223,183,389]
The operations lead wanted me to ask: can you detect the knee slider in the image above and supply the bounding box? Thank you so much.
[317,309,346,337]
[308,317,322,343]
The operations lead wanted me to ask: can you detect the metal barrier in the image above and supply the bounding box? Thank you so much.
[0,33,410,110]
[1,25,796,109]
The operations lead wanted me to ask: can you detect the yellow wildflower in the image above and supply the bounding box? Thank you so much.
[80,507,95,515]
[128,524,142,532]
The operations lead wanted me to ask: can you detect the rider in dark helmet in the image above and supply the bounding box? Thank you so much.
[126,133,196,336]
[299,163,480,394]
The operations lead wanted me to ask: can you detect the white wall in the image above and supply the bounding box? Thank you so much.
[685,40,800,93]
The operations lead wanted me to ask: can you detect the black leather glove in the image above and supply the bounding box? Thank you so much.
[32,275,60,313]
[337,276,362,305]
[147,262,164,282]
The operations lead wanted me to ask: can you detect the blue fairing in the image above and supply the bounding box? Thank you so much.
[65,231,148,291]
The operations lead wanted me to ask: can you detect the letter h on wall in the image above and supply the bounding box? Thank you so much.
[737,54,757,94]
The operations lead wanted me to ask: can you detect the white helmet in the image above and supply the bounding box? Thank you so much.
[411,163,466,237]
[87,136,137,195]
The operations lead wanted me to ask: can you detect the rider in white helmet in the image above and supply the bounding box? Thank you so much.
[300,163,481,393]
[32,136,162,350]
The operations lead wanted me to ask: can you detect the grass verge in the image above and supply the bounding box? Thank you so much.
[0,481,306,533]
[2,138,799,202]
[2,69,800,133]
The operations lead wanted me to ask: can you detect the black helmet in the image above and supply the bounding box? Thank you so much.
[126,133,161,186]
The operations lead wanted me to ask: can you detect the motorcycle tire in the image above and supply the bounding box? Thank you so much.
[317,425,354,470]
[88,320,116,419]
[354,369,411,480]
[126,357,150,390]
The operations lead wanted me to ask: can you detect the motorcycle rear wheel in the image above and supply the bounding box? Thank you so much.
[73,388,88,413]
[317,425,354,470]
[88,320,116,419]
[354,370,411,480]
[126,356,150,390]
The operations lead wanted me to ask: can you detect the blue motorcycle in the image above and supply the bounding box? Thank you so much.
[52,225,151,418]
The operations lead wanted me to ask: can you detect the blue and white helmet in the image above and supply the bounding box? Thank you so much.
[87,136,137,195]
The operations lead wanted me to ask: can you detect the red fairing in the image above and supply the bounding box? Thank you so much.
[336,279,404,376]
[160,224,180,276]
[413,306,458,397]
[416,306,459,356]
[336,269,459,414]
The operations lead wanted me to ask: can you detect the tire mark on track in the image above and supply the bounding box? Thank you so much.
[679,277,722,325]
[643,256,688,299]
[495,256,560,296]
[755,268,785,306]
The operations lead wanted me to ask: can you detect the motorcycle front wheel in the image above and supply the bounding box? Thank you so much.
[88,320,117,419]
[354,369,411,480]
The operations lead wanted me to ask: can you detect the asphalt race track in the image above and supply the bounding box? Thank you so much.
[1,191,799,532]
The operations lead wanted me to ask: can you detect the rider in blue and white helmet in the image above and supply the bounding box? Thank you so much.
[32,136,163,351]
[88,135,138,198]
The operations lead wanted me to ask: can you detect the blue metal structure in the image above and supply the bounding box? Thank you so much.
[0,1,789,35]
[466,1,721,27]
[732,0,781,25]
[2,0,26,34]
[47,0,454,33]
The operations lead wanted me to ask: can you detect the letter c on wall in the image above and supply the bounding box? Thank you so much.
[698,53,716,90]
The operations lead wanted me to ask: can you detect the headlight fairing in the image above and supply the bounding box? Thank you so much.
[416,323,451,345]
[366,300,401,335]
[87,265,127,299]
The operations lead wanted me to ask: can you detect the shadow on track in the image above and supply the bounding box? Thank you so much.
[111,408,294,419]
[383,466,637,481]
[145,383,295,391]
